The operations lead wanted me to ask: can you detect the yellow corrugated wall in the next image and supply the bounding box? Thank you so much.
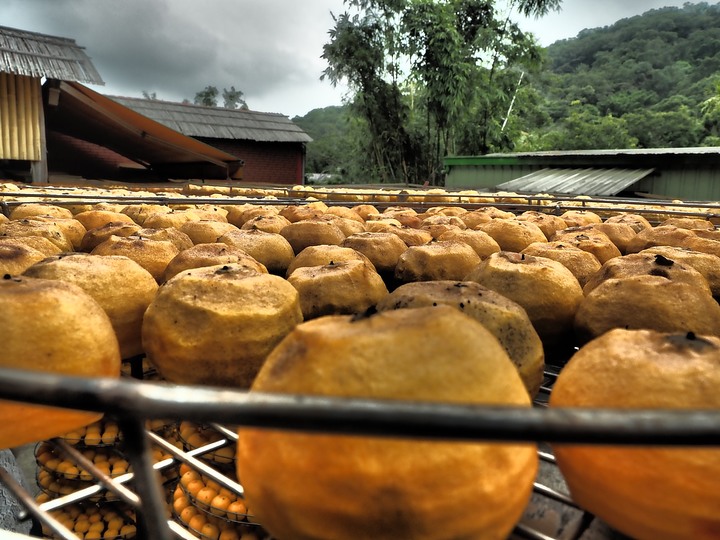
[0,72,42,161]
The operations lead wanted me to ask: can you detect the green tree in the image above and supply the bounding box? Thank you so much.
[603,89,659,117]
[526,2,720,151]
[625,108,703,148]
[193,85,250,109]
[194,86,219,107]
[458,0,559,155]
[700,80,720,139]
[223,86,248,110]
[540,106,637,150]
[322,0,561,184]
[402,1,473,182]
[322,5,413,183]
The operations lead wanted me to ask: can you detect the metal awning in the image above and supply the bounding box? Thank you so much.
[495,167,655,196]
[43,81,243,179]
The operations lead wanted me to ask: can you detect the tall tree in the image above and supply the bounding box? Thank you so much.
[322,0,561,184]
[323,4,413,183]
[402,1,473,182]
[193,85,249,109]
[223,86,249,109]
[194,86,219,107]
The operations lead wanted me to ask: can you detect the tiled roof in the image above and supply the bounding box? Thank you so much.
[0,25,103,84]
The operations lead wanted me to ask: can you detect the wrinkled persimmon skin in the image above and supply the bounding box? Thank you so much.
[551,328,720,540]
[238,306,538,540]
[142,264,303,388]
[0,276,121,449]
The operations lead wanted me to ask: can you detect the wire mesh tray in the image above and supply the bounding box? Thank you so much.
[0,186,719,539]
[2,184,719,225]
[54,419,123,448]
[171,474,266,539]
[0,366,718,540]
[176,422,237,469]
[35,442,129,482]
[37,498,138,540]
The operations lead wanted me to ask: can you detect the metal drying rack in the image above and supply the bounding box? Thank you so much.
[0,365,719,540]
[1,182,719,223]
[0,184,719,539]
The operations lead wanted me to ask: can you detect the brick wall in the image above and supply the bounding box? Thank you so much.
[197,138,304,184]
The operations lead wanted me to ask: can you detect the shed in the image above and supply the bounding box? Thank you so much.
[110,97,313,185]
[44,82,243,180]
[0,24,103,182]
[0,25,243,182]
[444,148,720,201]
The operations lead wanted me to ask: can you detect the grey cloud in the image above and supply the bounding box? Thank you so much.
[520,0,692,45]
[2,0,692,116]
[1,0,346,113]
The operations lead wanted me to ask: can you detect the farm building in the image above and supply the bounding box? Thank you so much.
[44,82,243,181]
[444,147,720,201]
[0,25,103,182]
[0,25,244,182]
[110,97,313,185]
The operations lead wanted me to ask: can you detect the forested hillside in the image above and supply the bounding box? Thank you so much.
[295,1,720,182]
[529,1,720,150]
[292,106,355,180]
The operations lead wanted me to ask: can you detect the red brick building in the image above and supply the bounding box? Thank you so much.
[111,97,312,185]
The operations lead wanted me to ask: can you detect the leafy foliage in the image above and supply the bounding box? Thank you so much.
[528,2,720,150]
[193,86,249,109]
[322,8,414,183]
[223,86,248,110]
[321,0,558,184]
[194,86,220,107]
[308,2,720,183]
[537,106,638,150]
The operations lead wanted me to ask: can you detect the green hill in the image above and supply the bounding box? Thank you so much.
[528,2,720,149]
[292,106,354,177]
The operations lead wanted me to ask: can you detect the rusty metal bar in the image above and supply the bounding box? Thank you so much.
[0,368,719,446]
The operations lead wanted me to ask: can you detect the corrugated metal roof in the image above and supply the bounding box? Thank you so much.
[495,167,655,196]
[109,96,313,144]
[0,25,103,85]
[485,147,720,158]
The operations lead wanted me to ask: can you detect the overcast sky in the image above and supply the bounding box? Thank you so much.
[0,0,703,118]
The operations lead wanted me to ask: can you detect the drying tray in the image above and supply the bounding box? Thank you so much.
[0,365,718,540]
[1,183,720,225]
[0,185,718,539]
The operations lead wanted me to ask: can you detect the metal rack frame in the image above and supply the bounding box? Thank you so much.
[0,185,719,539]
[1,184,719,224]
[1,367,719,540]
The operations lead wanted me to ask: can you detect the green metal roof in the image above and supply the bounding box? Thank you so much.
[445,147,720,168]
